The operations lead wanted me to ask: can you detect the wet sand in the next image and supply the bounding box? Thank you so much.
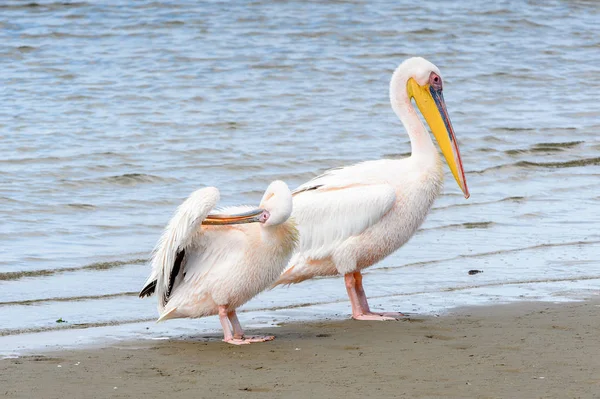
[2,299,599,399]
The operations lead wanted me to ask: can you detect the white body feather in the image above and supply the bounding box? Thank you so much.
[276,156,443,284]
[142,185,298,321]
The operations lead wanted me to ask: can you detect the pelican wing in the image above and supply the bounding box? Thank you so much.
[292,167,396,259]
[293,160,393,195]
[139,187,220,306]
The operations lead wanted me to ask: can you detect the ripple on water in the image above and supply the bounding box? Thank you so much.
[474,157,600,174]
[57,173,179,188]
[504,140,585,155]
[516,157,600,169]
[0,258,147,282]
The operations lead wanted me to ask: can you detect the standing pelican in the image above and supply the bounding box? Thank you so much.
[140,181,298,345]
[273,57,469,320]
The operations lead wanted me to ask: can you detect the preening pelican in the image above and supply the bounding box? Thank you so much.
[273,57,469,320]
[140,181,298,345]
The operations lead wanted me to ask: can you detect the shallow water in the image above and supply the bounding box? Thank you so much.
[1,0,599,356]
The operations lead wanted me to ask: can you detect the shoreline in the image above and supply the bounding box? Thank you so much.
[2,298,599,398]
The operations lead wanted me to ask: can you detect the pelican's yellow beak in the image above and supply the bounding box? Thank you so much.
[407,77,469,199]
[202,208,267,225]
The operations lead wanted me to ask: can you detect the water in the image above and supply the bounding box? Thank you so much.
[1,0,599,356]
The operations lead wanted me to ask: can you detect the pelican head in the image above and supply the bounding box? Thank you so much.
[258,180,293,226]
[201,180,292,226]
[392,57,469,199]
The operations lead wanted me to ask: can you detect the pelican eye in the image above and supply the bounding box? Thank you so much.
[429,72,443,90]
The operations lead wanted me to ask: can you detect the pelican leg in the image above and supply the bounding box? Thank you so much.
[345,272,365,318]
[228,310,245,339]
[220,307,274,345]
[218,305,236,342]
[353,271,372,312]
[345,272,404,321]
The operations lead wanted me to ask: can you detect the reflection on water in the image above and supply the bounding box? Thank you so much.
[1,0,599,355]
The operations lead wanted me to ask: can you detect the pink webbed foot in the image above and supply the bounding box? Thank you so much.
[223,338,251,345]
[345,272,408,321]
[352,312,406,321]
[223,335,275,345]
[380,311,407,318]
[242,335,275,343]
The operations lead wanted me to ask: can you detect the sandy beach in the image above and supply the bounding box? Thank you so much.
[2,299,599,399]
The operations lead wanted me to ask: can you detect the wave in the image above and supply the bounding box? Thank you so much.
[516,158,600,169]
[19,31,117,39]
[0,2,87,10]
[102,173,173,185]
[421,221,495,231]
[59,173,177,188]
[474,157,600,173]
[376,239,600,272]
[0,151,131,166]
[2,273,599,337]
[65,203,96,210]
[506,147,563,155]
[17,45,36,52]
[505,141,585,155]
[0,258,147,282]
[489,127,535,132]
[433,196,525,211]
[406,28,439,35]
[0,318,153,337]
[0,292,137,307]
[534,141,583,148]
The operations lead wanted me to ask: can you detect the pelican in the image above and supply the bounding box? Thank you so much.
[273,57,469,320]
[139,181,298,345]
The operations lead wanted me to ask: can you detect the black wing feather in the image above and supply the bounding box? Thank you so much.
[139,280,157,298]
[164,248,185,304]
[139,248,186,301]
